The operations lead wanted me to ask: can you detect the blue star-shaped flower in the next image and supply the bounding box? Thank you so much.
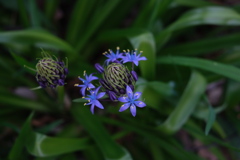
[122,50,147,66]
[104,47,124,65]
[84,86,106,114]
[118,85,146,117]
[75,71,98,96]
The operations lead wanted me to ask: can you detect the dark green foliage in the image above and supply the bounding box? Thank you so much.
[1,0,240,159]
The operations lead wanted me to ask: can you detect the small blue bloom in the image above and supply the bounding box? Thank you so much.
[75,71,98,96]
[118,85,146,117]
[122,49,147,66]
[84,86,106,114]
[104,47,123,65]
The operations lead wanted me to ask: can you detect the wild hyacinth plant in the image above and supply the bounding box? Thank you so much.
[25,50,68,88]
[75,47,147,116]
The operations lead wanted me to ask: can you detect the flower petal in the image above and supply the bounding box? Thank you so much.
[95,86,101,94]
[90,104,95,114]
[138,56,147,61]
[134,92,142,100]
[134,101,146,108]
[126,85,133,98]
[87,83,95,89]
[130,104,136,117]
[119,103,130,112]
[118,96,129,102]
[94,100,104,109]
[88,74,98,81]
[79,78,85,82]
[133,60,139,66]
[97,92,106,99]
[80,87,86,96]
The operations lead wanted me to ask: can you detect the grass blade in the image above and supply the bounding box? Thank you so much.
[174,0,214,7]
[26,133,90,157]
[17,0,29,27]
[0,29,75,54]
[71,105,132,160]
[160,32,240,56]
[158,71,206,134]
[8,112,34,160]
[75,0,120,56]
[158,56,240,82]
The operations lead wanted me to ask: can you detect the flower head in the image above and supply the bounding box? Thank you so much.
[118,85,146,117]
[84,86,106,114]
[35,51,68,88]
[100,63,136,98]
[75,71,98,96]
[122,49,147,66]
[103,47,124,65]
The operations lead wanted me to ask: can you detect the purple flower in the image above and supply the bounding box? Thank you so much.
[118,85,146,117]
[75,71,98,96]
[103,47,124,65]
[122,50,147,66]
[84,86,106,114]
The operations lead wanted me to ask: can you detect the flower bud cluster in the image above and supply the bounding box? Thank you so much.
[25,50,68,89]
[75,47,147,117]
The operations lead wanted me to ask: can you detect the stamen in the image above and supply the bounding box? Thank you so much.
[84,103,87,106]
[83,70,86,76]
[74,84,79,86]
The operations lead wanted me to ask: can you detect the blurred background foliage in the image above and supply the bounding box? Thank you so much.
[2,0,240,159]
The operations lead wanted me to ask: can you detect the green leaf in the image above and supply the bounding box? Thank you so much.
[71,105,132,160]
[158,56,240,82]
[185,121,240,152]
[26,132,90,157]
[0,95,50,111]
[35,119,63,134]
[66,0,95,45]
[10,50,35,69]
[156,6,240,50]
[75,0,121,55]
[17,0,29,27]
[160,32,240,56]
[29,0,41,28]
[129,31,156,81]
[9,112,34,160]
[9,112,90,158]
[101,117,203,160]
[167,7,240,31]
[0,29,75,54]
[147,81,174,96]
[174,0,214,7]
[133,0,166,29]
[158,71,206,134]
[44,0,59,20]
[203,96,216,135]
[72,98,87,103]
